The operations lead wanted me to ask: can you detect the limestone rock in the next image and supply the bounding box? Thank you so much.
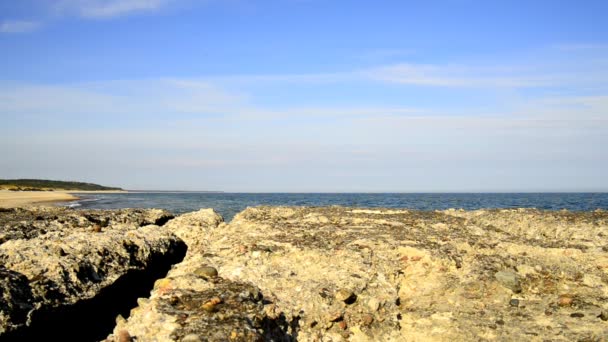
[163,209,223,255]
[0,207,185,338]
[160,206,607,341]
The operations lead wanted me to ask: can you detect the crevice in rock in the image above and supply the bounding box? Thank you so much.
[1,241,187,342]
[153,215,174,227]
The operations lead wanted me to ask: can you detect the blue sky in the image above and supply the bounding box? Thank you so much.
[1,0,607,191]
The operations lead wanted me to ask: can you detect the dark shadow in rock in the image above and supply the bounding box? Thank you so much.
[1,241,187,342]
[262,313,300,341]
[0,267,35,329]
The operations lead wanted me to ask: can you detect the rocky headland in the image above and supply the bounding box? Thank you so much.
[1,206,607,341]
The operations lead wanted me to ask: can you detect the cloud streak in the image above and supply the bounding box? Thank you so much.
[56,0,172,18]
[363,63,559,88]
[0,20,41,33]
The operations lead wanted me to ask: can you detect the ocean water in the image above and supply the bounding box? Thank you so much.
[65,192,608,222]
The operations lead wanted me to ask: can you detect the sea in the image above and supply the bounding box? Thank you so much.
[64,192,608,222]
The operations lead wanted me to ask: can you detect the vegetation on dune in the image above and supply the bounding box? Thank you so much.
[0,179,123,191]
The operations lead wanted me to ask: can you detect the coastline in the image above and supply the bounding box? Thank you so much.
[0,190,128,208]
[65,190,127,194]
[0,190,130,208]
[0,190,79,208]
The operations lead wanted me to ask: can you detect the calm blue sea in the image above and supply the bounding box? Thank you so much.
[65,192,608,222]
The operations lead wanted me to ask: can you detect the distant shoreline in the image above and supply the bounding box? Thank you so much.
[0,190,126,208]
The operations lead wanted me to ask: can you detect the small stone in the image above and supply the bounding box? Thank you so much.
[116,330,132,342]
[335,289,357,304]
[558,295,574,307]
[598,311,608,321]
[362,314,374,326]
[201,297,222,312]
[154,278,172,289]
[509,298,520,307]
[153,278,173,295]
[570,312,584,318]
[92,224,102,233]
[495,271,522,293]
[194,266,218,279]
[367,298,381,311]
[327,311,343,322]
[338,321,347,330]
[181,334,202,342]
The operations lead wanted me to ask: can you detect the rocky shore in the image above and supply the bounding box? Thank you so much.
[1,206,607,341]
[0,207,185,340]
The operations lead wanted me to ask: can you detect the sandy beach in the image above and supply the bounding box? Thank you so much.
[0,190,79,208]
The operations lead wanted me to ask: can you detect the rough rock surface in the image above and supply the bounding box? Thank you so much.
[110,206,608,341]
[107,209,294,341]
[0,207,184,338]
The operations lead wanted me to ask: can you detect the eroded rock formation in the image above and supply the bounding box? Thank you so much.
[108,207,608,341]
[2,206,608,341]
[0,207,186,340]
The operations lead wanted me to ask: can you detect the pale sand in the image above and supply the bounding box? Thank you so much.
[64,190,127,194]
[0,190,79,208]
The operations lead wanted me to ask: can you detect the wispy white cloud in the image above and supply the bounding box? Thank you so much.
[55,0,173,19]
[553,43,608,51]
[0,20,41,33]
[363,63,558,88]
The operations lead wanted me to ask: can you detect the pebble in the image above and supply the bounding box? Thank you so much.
[327,311,343,322]
[494,271,522,293]
[599,311,608,321]
[335,289,357,304]
[194,266,218,279]
[570,312,584,318]
[509,298,520,307]
[201,297,222,312]
[181,334,202,342]
[153,278,173,295]
[362,314,374,326]
[92,224,102,233]
[558,295,573,307]
[367,298,381,311]
[338,321,347,330]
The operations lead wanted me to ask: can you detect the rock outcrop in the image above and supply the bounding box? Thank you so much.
[107,209,293,341]
[0,207,186,340]
[3,206,608,341]
[108,207,608,341]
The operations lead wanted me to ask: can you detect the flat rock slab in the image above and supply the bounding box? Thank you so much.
[0,207,184,337]
[114,207,608,341]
